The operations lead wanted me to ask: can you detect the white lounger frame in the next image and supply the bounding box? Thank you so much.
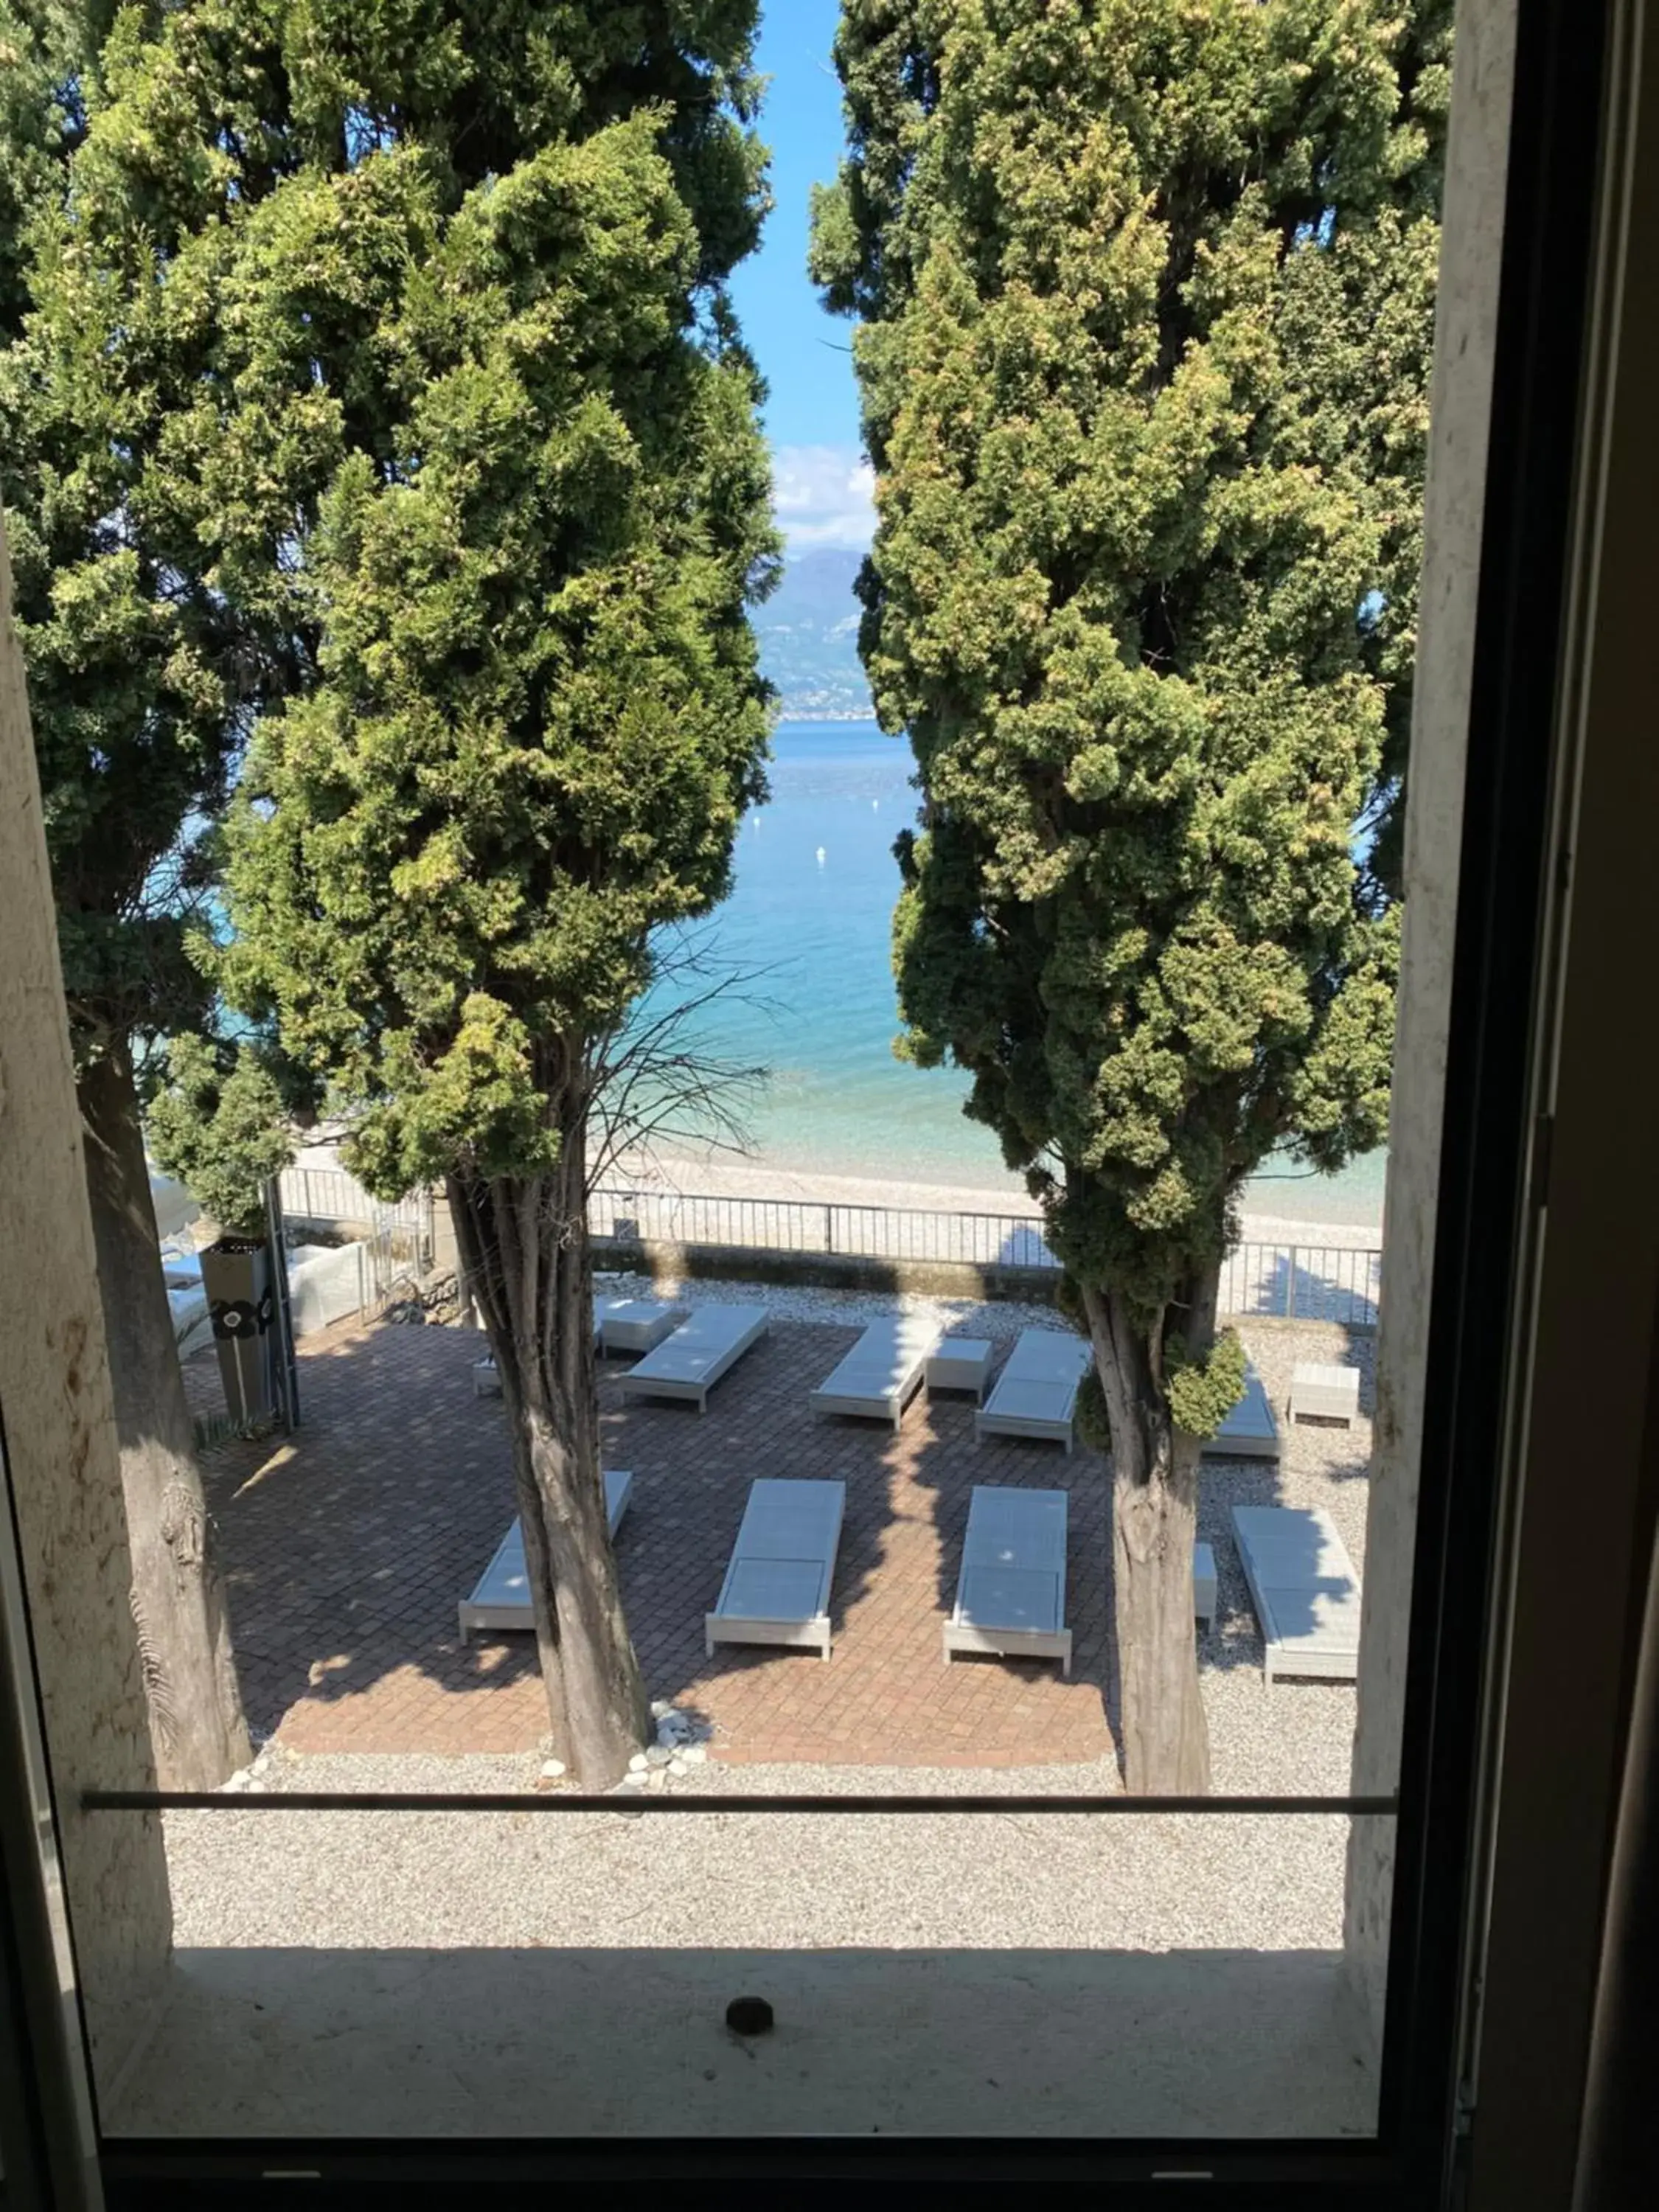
[458,1471,634,1642]
[973,1330,1092,1453]
[943,1486,1072,1672]
[616,1304,769,1413]
[705,1478,846,1660]
[809,1315,942,1431]
[1202,1363,1281,1460]
[1230,1504,1363,1684]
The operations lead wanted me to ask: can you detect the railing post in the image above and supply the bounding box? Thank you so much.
[825,1203,834,1255]
[1285,1245,1298,1320]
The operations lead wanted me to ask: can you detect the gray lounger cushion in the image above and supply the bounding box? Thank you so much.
[705,1478,846,1660]
[943,1486,1072,1673]
[1202,1363,1281,1459]
[1230,1504,1363,1683]
[473,1296,685,1389]
[974,1330,1092,1453]
[616,1304,769,1412]
[458,1471,633,1641]
[809,1314,942,1430]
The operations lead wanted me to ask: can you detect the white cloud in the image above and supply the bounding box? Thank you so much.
[771,442,876,552]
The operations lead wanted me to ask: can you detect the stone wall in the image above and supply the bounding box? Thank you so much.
[594,1235,1065,1306]
[0,515,174,2085]
[1340,0,1518,2049]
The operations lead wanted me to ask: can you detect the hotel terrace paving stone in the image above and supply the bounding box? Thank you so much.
[185,1301,1372,1773]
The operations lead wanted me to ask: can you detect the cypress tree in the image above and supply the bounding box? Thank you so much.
[0,1,291,1787]
[813,0,1445,1790]
[218,10,775,1785]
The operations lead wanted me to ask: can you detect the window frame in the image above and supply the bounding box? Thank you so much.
[0,0,1635,2203]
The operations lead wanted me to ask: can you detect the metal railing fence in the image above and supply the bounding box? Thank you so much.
[589,1183,1380,1328]
[278,1168,434,1270]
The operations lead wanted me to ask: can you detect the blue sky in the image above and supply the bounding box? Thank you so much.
[729,0,874,556]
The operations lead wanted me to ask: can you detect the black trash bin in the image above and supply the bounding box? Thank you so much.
[199,1234,279,1425]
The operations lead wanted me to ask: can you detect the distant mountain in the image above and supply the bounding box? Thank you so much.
[754,547,874,720]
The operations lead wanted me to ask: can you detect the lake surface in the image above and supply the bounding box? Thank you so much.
[640,720,1386,1228]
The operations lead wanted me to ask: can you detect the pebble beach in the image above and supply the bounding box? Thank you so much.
[604,1144,1384,1254]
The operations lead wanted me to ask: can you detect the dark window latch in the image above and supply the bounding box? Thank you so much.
[1531,1112,1554,1211]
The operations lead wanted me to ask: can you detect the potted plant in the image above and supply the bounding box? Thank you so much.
[147,1038,295,1425]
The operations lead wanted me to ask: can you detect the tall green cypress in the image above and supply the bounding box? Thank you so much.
[0,1,291,1788]
[814,0,1446,1790]
[217,11,775,1785]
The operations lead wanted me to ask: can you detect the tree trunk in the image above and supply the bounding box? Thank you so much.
[448,1083,647,1789]
[79,1041,252,1790]
[1082,1271,1217,1796]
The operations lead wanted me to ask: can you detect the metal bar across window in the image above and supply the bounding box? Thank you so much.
[82,1788,1397,1816]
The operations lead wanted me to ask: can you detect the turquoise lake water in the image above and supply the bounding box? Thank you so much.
[641,721,1387,1229]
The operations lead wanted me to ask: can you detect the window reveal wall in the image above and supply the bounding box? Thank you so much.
[1342,0,1519,2050]
[0,510,173,2087]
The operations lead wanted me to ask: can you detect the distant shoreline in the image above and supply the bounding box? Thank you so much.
[773,709,877,723]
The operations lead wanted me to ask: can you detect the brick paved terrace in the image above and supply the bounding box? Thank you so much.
[186,1315,1118,1764]
[187,1308,1370,1770]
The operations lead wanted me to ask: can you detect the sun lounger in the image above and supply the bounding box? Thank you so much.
[704,1478,846,1660]
[594,1296,683,1356]
[161,1247,214,1360]
[470,1298,685,1394]
[1288,1361,1362,1427]
[616,1304,769,1412]
[1229,1504,1363,1684]
[457,1471,634,1642]
[974,1329,1092,1453]
[1194,1540,1217,1634]
[1202,1363,1281,1459]
[942,1486,1072,1672]
[809,1314,942,1430]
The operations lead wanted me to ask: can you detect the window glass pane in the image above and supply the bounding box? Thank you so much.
[0,0,1536,2168]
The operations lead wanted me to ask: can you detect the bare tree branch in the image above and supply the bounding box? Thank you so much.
[584,926,785,1197]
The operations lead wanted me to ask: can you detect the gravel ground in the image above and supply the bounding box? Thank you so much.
[1193,1319,1374,1800]
[165,1745,1352,1955]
